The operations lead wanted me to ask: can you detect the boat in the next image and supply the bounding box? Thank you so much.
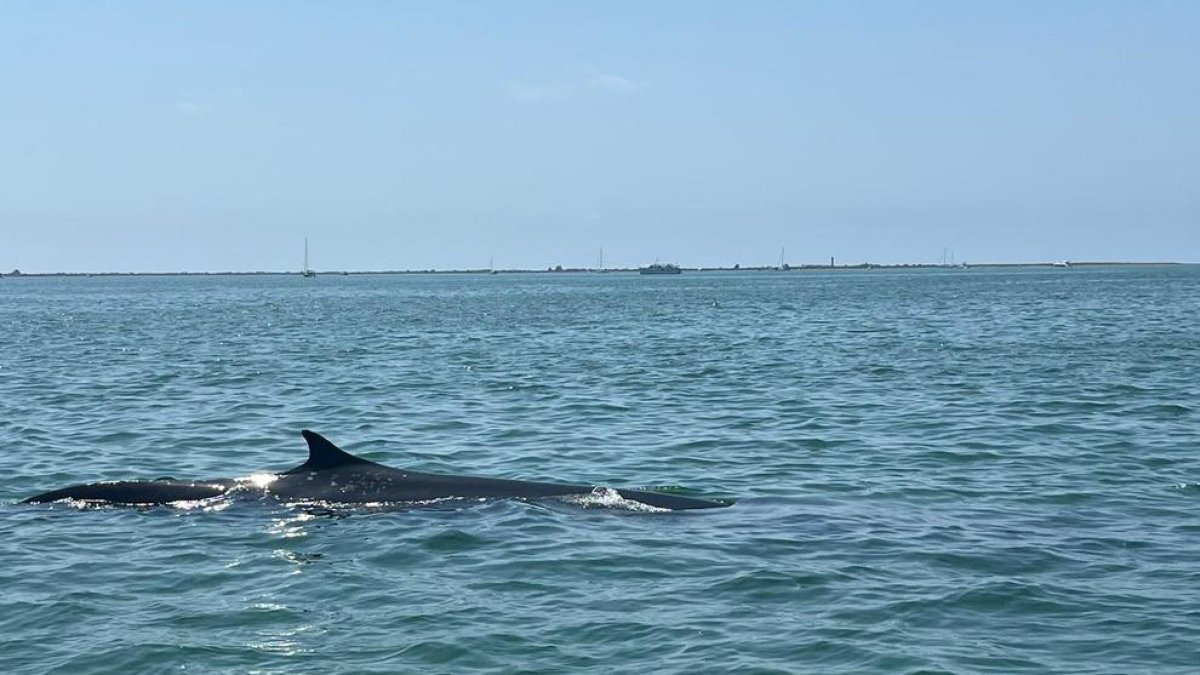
[302,238,316,278]
[639,262,682,275]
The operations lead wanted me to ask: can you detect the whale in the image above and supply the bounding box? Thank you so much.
[22,430,731,511]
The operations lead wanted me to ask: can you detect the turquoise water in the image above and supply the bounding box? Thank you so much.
[1,267,1197,674]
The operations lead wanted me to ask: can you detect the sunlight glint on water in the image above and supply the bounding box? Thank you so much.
[1,267,1198,674]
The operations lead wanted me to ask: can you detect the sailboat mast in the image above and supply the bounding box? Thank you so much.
[301,238,316,277]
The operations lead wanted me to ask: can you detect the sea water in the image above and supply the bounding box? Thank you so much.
[1,266,1197,674]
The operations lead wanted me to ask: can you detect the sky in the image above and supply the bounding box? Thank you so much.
[1,1,1197,272]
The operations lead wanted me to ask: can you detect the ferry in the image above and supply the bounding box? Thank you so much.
[639,262,682,275]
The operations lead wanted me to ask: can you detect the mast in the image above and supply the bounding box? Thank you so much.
[302,238,316,277]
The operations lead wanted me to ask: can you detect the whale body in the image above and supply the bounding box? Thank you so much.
[23,430,730,511]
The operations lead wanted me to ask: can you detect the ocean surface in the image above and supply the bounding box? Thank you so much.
[1,266,1197,674]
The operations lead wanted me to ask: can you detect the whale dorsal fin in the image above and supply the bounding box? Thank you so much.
[286,430,373,473]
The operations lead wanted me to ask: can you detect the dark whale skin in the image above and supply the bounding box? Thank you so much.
[23,430,731,511]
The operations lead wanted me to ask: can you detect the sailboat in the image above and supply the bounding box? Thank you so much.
[302,238,316,278]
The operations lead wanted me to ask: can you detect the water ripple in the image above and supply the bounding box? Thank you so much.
[1,267,1199,673]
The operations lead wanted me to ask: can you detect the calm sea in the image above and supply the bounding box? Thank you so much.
[1,266,1197,674]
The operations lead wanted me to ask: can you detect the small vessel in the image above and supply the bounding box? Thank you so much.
[302,238,316,278]
[639,262,682,275]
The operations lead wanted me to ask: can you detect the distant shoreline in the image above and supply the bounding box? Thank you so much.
[0,261,1187,278]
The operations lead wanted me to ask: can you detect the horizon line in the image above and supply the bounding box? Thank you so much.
[1,261,1188,277]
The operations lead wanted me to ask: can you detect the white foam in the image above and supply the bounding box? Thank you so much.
[169,497,231,512]
[559,486,671,513]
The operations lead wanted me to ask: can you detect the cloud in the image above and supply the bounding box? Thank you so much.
[172,89,243,117]
[175,98,207,117]
[583,64,642,94]
[503,66,644,103]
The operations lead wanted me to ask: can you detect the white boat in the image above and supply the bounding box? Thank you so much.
[302,238,316,278]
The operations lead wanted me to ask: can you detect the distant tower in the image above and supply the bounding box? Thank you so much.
[830,256,835,268]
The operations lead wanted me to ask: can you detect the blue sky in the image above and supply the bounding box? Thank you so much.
[2,1,1197,272]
